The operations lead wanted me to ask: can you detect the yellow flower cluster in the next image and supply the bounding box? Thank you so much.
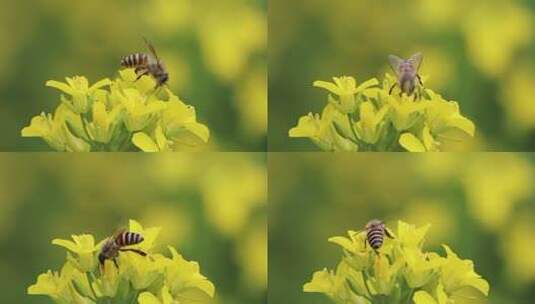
[21,70,209,152]
[28,220,215,304]
[289,75,474,151]
[303,221,489,304]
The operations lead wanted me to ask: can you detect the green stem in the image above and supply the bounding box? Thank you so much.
[119,132,134,151]
[130,290,140,304]
[86,272,98,300]
[405,288,415,304]
[80,114,91,139]
[347,114,360,143]
[361,270,374,300]
[388,130,401,151]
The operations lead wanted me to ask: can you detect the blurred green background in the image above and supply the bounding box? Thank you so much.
[269,153,535,304]
[0,153,266,303]
[3,0,266,151]
[269,0,535,151]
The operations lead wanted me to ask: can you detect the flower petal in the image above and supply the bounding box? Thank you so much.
[313,80,342,96]
[399,133,426,152]
[133,132,160,152]
[46,80,74,95]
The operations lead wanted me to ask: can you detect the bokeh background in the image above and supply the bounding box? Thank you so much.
[2,0,266,151]
[269,0,535,151]
[269,153,535,304]
[0,153,266,303]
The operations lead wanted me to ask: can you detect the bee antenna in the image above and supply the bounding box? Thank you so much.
[141,35,160,61]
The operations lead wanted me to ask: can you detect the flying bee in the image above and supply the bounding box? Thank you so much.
[120,38,169,87]
[363,219,394,253]
[388,52,423,97]
[98,229,147,268]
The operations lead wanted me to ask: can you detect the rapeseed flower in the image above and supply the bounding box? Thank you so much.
[28,219,215,304]
[22,69,209,152]
[303,220,489,304]
[290,72,474,152]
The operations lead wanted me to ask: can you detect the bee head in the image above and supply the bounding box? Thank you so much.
[365,219,384,230]
[160,73,169,85]
[98,252,106,265]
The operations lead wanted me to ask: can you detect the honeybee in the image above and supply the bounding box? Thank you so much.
[363,219,394,252]
[120,38,169,87]
[388,52,423,97]
[98,229,147,267]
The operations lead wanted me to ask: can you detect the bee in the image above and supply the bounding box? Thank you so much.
[120,38,169,87]
[388,52,423,97]
[98,229,147,268]
[363,219,394,252]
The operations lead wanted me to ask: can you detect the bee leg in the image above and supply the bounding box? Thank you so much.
[136,72,149,81]
[119,248,147,256]
[385,228,395,239]
[416,74,423,86]
[135,69,149,81]
[388,83,397,95]
[113,258,118,268]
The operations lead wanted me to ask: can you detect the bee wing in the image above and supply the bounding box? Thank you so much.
[143,37,160,61]
[408,52,423,70]
[388,55,404,75]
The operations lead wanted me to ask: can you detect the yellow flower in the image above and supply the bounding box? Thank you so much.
[21,104,90,152]
[370,254,404,295]
[120,251,162,290]
[396,221,430,249]
[138,286,174,304]
[289,112,323,140]
[133,126,172,152]
[425,91,475,143]
[304,263,362,303]
[304,220,489,303]
[163,246,215,301]
[52,234,97,272]
[403,247,440,288]
[413,284,449,304]
[399,127,439,152]
[114,88,166,132]
[116,69,157,95]
[303,268,336,294]
[328,230,370,271]
[354,101,389,144]
[47,76,111,114]
[387,94,427,131]
[127,219,161,253]
[86,101,123,144]
[27,263,94,304]
[23,69,210,152]
[314,76,379,114]
[289,104,358,151]
[291,72,475,152]
[439,245,489,296]
[92,260,120,298]
[160,90,210,148]
[29,220,215,303]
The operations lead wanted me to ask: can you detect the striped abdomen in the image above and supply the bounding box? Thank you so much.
[366,226,385,250]
[120,53,149,68]
[115,231,144,247]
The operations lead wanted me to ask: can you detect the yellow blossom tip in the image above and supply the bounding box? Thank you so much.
[23,71,210,152]
[292,72,475,151]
